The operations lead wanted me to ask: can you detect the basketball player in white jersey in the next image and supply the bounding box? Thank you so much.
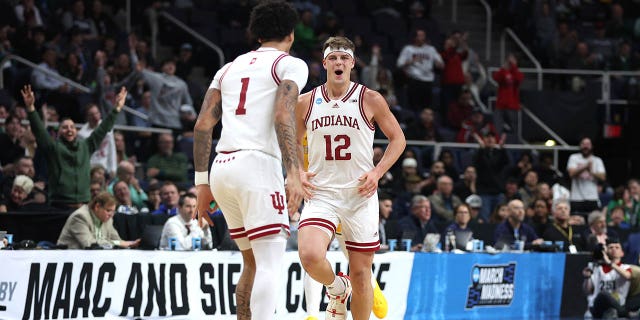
[296,36,406,320]
[193,2,309,319]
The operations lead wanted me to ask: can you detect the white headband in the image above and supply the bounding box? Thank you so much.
[323,47,354,59]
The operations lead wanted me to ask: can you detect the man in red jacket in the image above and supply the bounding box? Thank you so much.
[492,54,523,137]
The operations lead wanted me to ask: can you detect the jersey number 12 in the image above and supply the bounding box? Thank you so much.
[324,135,351,160]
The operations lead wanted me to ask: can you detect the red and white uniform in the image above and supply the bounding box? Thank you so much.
[209,47,308,250]
[299,82,380,252]
[588,262,631,308]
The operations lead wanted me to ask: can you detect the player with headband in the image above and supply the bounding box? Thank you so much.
[296,36,405,320]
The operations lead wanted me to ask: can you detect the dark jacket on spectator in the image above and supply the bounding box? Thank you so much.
[28,109,117,204]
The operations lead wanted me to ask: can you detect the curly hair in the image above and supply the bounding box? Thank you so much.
[248,1,298,42]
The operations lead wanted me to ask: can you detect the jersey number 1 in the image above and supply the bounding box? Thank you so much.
[324,135,351,160]
[235,77,250,115]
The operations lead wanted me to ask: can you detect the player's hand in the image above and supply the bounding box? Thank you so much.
[285,174,305,215]
[195,185,216,228]
[300,171,316,200]
[358,170,379,198]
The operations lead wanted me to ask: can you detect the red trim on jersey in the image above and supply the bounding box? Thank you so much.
[320,84,331,102]
[358,86,375,131]
[246,223,290,240]
[218,62,233,89]
[220,150,239,154]
[304,88,317,125]
[229,227,247,239]
[271,53,288,85]
[341,83,359,102]
[345,240,381,252]
[298,218,337,233]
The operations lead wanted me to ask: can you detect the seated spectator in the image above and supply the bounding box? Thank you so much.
[146,133,189,185]
[113,180,148,214]
[442,204,474,249]
[543,200,584,252]
[489,203,509,224]
[57,192,140,249]
[584,211,619,253]
[146,182,162,212]
[405,108,441,142]
[518,170,539,208]
[438,150,459,182]
[0,175,33,212]
[456,108,497,143]
[466,194,485,224]
[89,179,103,200]
[497,177,523,206]
[0,156,46,205]
[534,153,562,186]
[453,165,477,200]
[90,165,107,189]
[108,161,148,209]
[378,192,399,250]
[583,238,632,319]
[494,199,543,250]
[529,198,550,237]
[446,88,474,130]
[398,195,439,252]
[0,115,27,172]
[159,193,212,250]
[421,160,446,196]
[609,205,631,230]
[428,175,462,222]
[22,84,128,210]
[152,181,180,215]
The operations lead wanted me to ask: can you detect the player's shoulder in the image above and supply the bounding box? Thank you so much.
[362,86,386,105]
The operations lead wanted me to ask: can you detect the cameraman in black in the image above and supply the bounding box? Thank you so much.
[583,238,632,318]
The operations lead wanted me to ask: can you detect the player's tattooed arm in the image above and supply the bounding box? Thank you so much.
[274,80,300,172]
[194,88,222,172]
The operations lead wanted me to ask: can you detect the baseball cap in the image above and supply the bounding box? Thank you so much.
[402,158,418,168]
[13,175,34,194]
[465,194,482,208]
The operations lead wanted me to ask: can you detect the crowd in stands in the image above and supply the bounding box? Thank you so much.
[0,0,638,258]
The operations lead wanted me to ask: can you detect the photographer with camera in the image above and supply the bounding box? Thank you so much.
[583,238,632,318]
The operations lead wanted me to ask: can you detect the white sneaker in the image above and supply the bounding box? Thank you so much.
[325,272,352,319]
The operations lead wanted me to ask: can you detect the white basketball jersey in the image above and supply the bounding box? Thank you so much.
[304,82,375,188]
[210,47,308,160]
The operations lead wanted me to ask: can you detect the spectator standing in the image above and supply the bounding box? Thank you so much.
[57,192,140,249]
[567,137,606,215]
[396,29,443,112]
[440,31,468,115]
[473,132,509,221]
[22,84,128,210]
[492,54,523,136]
[160,193,212,250]
[0,115,27,172]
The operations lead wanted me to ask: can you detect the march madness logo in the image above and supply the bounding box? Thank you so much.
[465,263,516,309]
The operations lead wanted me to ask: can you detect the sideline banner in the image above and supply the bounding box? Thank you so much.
[0,250,414,320]
[404,253,566,320]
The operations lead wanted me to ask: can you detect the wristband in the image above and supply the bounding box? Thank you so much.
[194,171,209,185]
